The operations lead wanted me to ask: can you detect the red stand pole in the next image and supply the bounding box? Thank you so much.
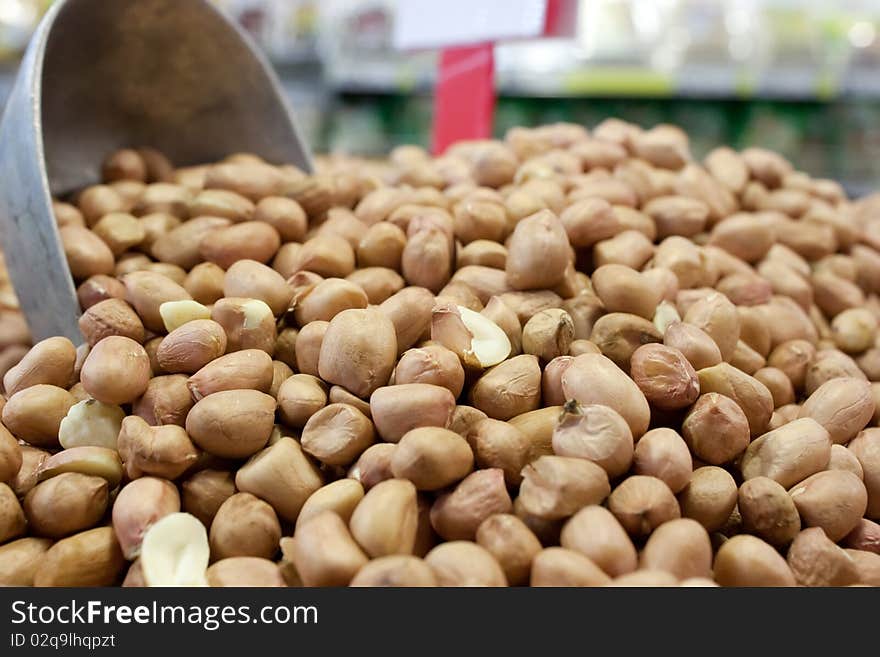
[432,43,496,155]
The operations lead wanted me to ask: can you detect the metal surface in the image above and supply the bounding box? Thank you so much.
[0,0,313,342]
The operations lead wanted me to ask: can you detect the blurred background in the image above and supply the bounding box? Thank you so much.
[2,0,880,195]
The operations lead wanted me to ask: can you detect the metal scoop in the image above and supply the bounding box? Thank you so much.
[0,0,313,342]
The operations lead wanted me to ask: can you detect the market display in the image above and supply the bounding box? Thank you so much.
[1,119,880,587]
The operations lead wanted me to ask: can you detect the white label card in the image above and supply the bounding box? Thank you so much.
[392,0,549,50]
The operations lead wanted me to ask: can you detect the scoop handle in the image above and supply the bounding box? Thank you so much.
[0,5,81,343]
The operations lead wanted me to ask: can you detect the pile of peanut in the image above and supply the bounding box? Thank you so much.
[1,119,880,587]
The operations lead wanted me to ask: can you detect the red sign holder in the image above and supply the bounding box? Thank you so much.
[432,44,496,154]
[429,0,574,154]
[393,0,575,154]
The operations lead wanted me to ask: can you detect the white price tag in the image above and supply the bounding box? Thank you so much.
[392,0,549,50]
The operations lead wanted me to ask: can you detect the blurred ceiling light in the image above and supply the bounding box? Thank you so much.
[849,21,876,49]
[0,0,40,51]
[0,0,38,25]
[724,0,756,36]
[630,0,665,41]
[577,0,641,60]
